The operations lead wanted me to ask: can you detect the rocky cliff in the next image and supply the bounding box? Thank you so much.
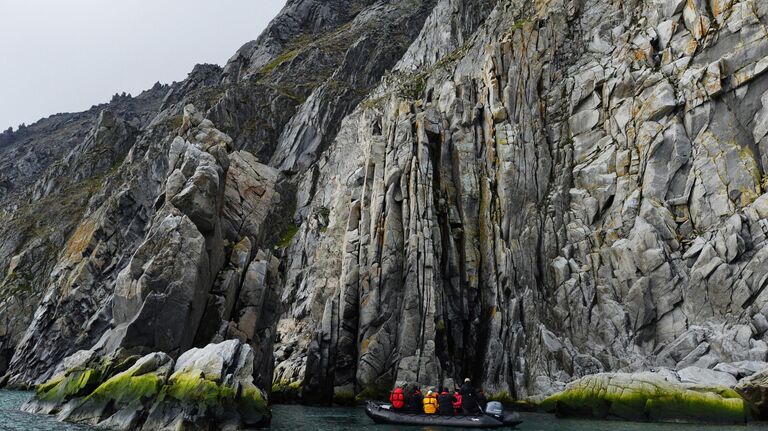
[3,0,768,424]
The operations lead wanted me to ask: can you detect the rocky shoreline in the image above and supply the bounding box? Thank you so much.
[14,352,768,428]
[21,365,768,429]
[542,371,748,424]
[22,340,269,430]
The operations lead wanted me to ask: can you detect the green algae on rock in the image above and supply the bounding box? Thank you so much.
[541,372,748,424]
[163,370,267,414]
[271,379,303,403]
[147,370,268,428]
[145,340,271,429]
[55,352,173,427]
[23,341,270,430]
[27,354,140,415]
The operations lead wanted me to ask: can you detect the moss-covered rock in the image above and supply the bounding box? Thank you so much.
[24,341,271,430]
[142,341,271,429]
[141,369,268,428]
[540,372,748,424]
[58,352,173,426]
[91,372,165,405]
[332,386,357,405]
[26,354,140,415]
[487,391,515,406]
[271,379,303,403]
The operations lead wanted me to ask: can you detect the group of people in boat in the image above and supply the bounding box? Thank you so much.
[388,378,488,415]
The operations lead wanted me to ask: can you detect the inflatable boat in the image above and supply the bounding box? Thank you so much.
[365,401,523,428]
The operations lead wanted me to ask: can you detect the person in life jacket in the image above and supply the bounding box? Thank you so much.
[452,388,463,414]
[437,387,457,415]
[389,385,405,410]
[423,389,438,414]
[405,385,423,412]
[460,378,481,414]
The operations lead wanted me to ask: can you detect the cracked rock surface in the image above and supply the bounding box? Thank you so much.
[4,0,768,426]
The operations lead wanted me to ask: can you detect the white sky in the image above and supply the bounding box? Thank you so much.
[0,0,287,131]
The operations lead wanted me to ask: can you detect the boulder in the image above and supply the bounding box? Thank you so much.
[57,353,174,428]
[24,341,270,430]
[142,340,269,430]
[715,361,768,379]
[677,366,738,387]
[541,372,747,424]
[735,367,768,420]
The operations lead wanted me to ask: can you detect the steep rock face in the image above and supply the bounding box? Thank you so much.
[0,66,227,381]
[104,107,232,357]
[14,108,283,430]
[3,0,768,422]
[0,87,170,378]
[210,0,437,166]
[0,0,438,390]
[269,0,768,404]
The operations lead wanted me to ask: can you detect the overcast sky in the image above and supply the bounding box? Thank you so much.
[0,1,287,131]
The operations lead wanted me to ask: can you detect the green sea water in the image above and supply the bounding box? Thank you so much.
[1,390,766,430]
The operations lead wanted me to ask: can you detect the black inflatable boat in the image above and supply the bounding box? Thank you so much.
[365,401,523,428]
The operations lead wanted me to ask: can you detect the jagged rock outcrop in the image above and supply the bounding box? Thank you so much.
[14,107,280,428]
[541,371,748,423]
[22,340,269,430]
[102,105,232,357]
[3,0,768,426]
[736,366,768,420]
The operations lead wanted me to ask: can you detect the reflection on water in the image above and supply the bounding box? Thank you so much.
[271,404,768,431]
[2,390,766,431]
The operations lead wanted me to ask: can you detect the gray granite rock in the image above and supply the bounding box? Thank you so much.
[23,341,269,430]
[2,0,768,424]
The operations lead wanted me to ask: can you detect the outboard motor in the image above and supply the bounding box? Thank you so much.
[485,400,523,426]
[485,401,504,418]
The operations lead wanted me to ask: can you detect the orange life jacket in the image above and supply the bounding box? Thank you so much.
[423,393,438,414]
[389,387,405,409]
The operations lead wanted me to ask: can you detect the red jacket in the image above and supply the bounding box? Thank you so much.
[453,392,463,410]
[390,387,405,409]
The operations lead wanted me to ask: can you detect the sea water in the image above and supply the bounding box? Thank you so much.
[0,390,92,430]
[1,390,765,430]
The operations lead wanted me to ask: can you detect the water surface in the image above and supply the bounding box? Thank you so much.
[2,390,765,430]
[270,404,766,431]
[0,390,92,430]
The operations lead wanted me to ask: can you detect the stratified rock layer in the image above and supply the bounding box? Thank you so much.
[268,0,768,408]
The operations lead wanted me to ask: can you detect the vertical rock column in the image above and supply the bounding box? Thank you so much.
[105,105,232,357]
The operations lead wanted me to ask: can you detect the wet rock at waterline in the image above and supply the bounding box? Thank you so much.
[541,372,749,424]
[736,367,768,420]
[22,340,269,430]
